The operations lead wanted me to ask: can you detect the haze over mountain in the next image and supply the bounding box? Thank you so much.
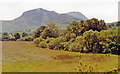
[2,8,88,33]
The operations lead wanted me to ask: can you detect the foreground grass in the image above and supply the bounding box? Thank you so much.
[2,41,118,72]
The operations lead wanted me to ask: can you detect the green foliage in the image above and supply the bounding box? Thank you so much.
[2,32,10,41]
[82,30,99,52]
[107,23,116,29]
[9,36,16,41]
[116,21,120,27]
[34,26,47,38]
[2,32,16,41]
[63,18,107,37]
[69,42,81,52]
[22,32,28,37]
[33,38,40,45]
[3,32,8,35]
[17,35,34,41]
[33,38,45,46]
[38,41,47,48]
[47,23,57,29]
[48,36,64,50]
[25,36,34,41]
[62,42,70,51]
[32,18,119,55]
[64,33,76,41]
[41,28,52,39]
[27,36,34,41]
[14,32,21,40]
[41,23,60,39]
[105,28,120,54]
[45,38,55,44]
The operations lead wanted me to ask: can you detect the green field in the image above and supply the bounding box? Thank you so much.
[2,41,119,72]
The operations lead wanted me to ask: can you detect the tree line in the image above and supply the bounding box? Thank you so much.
[1,18,120,55]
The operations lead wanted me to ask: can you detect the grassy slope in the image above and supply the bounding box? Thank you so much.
[2,41,118,72]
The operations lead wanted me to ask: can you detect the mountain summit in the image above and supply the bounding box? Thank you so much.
[2,8,88,33]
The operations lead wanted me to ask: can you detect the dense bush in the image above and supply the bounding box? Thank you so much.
[62,42,70,51]
[45,38,55,44]
[17,36,34,41]
[22,32,28,37]
[32,20,119,55]
[26,36,34,41]
[69,42,81,52]
[33,38,40,46]
[2,32,10,41]
[33,37,45,46]
[2,32,16,41]
[34,23,60,39]
[34,26,47,38]
[14,32,21,40]
[38,41,47,48]
[48,36,64,49]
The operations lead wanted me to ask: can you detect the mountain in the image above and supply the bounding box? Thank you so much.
[66,12,88,20]
[2,8,88,33]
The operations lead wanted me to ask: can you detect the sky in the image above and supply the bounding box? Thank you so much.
[0,0,119,23]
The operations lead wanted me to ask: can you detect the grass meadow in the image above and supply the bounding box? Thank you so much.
[2,41,119,72]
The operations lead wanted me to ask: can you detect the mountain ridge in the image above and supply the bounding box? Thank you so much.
[2,8,88,33]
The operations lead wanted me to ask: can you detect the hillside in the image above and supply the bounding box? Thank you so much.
[2,8,88,33]
[66,12,88,20]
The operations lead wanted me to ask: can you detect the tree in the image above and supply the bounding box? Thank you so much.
[34,26,47,38]
[82,30,99,52]
[22,32,28,37]
[41,23,60,39]
[105,28,120,54]
[3,32,8,35]
[62,18,107,37]
[70,21,83,36]
[41,28,52,39]
[47,23,60,38]
[2,32,9,41]
[47,23,57,29]
[14,32,20,40]
[48,36,64,50]
[116,21,120,26]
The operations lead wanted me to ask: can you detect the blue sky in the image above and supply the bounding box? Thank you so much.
[0,0,119,23]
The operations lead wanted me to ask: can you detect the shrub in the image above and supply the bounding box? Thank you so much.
[9,36,16,41]
[14,32,21,40]
[18,36,34,41]
[34,26,47,38]
[54,43,64,50]
[69,42,81,52]
[33,38,41,46]
[64,33,76,42]
[48,36,64,49]
[33,37,45,46]
[2,32,10,41]
[38,41,47,48]
[45,38,55,43]
[26,36,34,41]
[62,42,70,51]
[22,32,28,37]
